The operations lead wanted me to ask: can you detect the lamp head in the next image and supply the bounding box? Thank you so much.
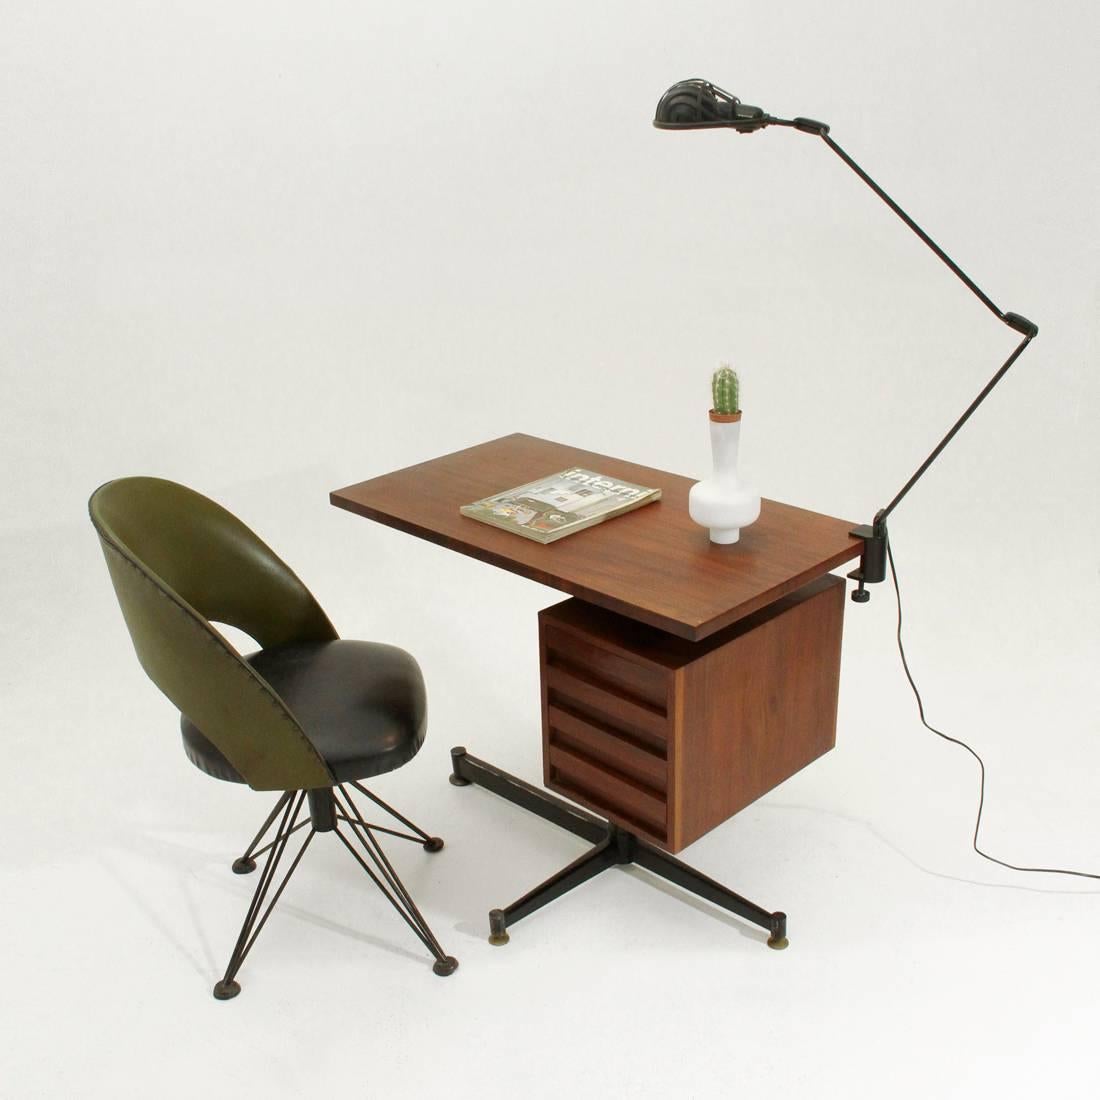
[653,79,768,132]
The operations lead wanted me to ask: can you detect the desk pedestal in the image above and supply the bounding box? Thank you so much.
[541,575,845,853]
[449,574,845,947]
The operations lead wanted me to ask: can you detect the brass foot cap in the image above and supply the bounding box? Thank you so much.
[213,979,241,1000]
[488,908,509,945]
[433,956,459,977]
[767,935,789,950]
[231,857,256,875]
[448,775,471,787]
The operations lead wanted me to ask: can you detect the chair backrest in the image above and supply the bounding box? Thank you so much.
[89,477,337,791]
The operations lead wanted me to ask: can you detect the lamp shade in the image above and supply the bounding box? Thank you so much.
[653,79,767,131]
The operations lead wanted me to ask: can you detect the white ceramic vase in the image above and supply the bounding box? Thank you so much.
[688,411,761,544]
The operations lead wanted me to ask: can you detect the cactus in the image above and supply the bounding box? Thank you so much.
[711,363,740,414]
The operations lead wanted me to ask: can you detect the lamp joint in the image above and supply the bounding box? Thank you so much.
[1003,312,1038,338]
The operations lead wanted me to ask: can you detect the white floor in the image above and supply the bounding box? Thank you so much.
[4,514,1098,1100]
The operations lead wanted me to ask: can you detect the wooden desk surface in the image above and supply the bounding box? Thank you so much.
[331,433,862,641]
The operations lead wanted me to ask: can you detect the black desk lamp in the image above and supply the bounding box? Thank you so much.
[654,79,1038,603]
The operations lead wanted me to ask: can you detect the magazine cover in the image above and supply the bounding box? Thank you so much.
[460,467,661,544]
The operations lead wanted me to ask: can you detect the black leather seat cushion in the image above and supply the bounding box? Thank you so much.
[181,640,427,785]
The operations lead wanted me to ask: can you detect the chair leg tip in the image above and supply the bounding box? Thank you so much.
[231,857,257,875]
[432,956,459,977]
[448,774,471,787]
[422,837,445,852]
[213,979,241,1000]
[767,935,789,950]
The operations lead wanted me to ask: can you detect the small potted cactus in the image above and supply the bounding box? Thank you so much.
[710,363,741,422]
[688,363,761,544]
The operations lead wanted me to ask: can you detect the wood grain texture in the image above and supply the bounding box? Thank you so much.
[674,574,845,850]
[332,434,862,641]
[540,608,672,845]
[537,576,846,853]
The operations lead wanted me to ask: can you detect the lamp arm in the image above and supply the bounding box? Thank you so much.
[763,115,1039,602]
[877,331,1034,526]
[822,128,1007,323]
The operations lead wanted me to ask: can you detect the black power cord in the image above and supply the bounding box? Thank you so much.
[888,541,1099,883]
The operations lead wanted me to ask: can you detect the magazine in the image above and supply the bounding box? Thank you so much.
[460,467,661,544]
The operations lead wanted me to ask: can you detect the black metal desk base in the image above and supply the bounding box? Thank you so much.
[449,747,788,950]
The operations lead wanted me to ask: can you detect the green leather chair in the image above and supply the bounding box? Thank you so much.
[89,476,457,999]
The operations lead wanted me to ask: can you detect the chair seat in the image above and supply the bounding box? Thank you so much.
[182,640,427,785]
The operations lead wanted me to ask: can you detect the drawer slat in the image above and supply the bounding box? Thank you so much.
[544,628,668,710]
[548,743,667,833]
[548,704,667,789]
[546,665,668,744]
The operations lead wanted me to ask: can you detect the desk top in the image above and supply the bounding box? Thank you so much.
[331,434,862,641]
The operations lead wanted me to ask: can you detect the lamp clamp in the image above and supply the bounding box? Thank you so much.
[847,511,888,604]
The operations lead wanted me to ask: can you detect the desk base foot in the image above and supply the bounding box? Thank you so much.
[450,747,789,951]
[448,747,472,786]
[766,912,788,949]
[488,909,510,945]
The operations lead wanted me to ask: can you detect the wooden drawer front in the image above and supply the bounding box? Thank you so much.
[547,704,667,790]
[544,664,667,751]
[542,626,668,710]
[541,609,673,845]
[548,744,667,842]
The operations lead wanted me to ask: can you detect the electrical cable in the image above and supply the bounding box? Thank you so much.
[888,540,1099,882]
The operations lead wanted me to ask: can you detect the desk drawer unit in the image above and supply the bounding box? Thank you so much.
[539,573,845,853]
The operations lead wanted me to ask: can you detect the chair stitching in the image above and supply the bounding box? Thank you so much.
[97,534,334,784]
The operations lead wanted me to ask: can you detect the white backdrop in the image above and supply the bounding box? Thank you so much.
[2,2,1098,1097]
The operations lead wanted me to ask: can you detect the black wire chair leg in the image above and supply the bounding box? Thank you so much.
[214,792,313,1000]
[334,788,456,969]
[338,789,431,919]
[349,780,444,852]
[331,790,457,977]
[232,791,293,874]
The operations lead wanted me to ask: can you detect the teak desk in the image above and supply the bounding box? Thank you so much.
[332,434,863,949]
